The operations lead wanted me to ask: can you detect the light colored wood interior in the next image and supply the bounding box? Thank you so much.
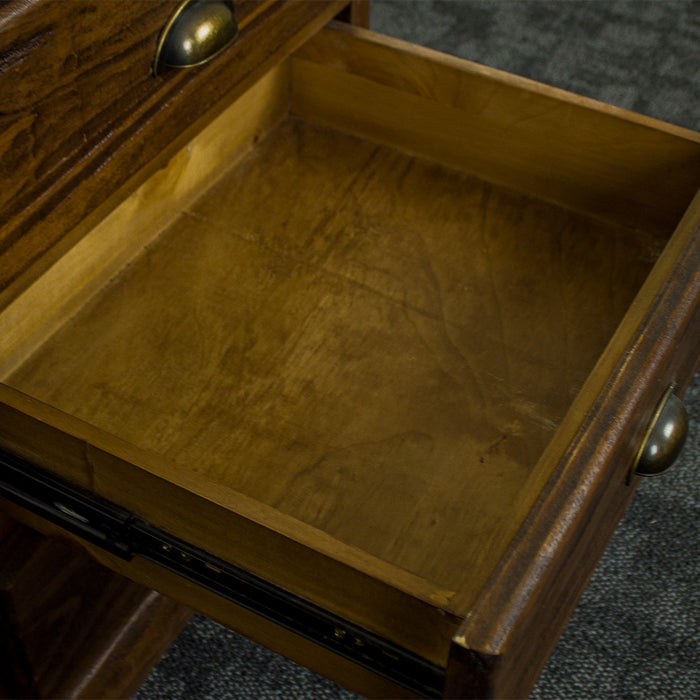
[1,25,696,604]
[0,62,290,381]
[3,130,664,591]
[293,24,700,234]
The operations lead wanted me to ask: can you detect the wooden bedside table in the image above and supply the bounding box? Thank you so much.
[1,2,698,697]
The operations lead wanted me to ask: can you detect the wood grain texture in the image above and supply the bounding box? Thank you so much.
[0,0,347,312]
[0,0,177,299]
[0,384,459,666]
[0,524,191,699]
[292,23,700,234]
[446,188,700,698]
[0,59,289,379]
[1,19,698,696]
[6,119,663,606]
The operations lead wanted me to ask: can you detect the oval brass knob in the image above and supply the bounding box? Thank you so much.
[632,386,688,477]
[153,0,238,76]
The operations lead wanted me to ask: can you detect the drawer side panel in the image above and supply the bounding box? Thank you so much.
[447,189,700,698]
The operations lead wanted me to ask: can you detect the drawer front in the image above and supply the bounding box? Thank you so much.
[0,0,177,301]
[0,0,347,311]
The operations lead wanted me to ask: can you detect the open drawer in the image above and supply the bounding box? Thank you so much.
[1,16,700,700]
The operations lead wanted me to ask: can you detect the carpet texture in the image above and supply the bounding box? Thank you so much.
[135,2,700,698]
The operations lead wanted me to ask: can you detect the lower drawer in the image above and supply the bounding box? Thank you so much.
[1,20,699,699]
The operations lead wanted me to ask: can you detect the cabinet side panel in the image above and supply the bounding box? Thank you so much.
[0,504,421,700]
[0,524,191,699]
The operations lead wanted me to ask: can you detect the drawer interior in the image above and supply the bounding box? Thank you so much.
[3,115,664,588]
[2,23,699,622]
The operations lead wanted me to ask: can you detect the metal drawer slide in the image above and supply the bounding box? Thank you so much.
[0,448,444,698]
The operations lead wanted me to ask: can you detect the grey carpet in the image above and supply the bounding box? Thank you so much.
[135,2,700,698]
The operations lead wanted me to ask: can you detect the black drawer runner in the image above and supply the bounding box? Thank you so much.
[0,448,444,698]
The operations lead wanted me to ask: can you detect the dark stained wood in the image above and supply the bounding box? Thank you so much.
[1,501,421,700]
[0,510,13,542]
[0,523,192,699]
[336,0,370,28]
[446,191,700,698]
[0,0,348,312]
[0,0,178,298]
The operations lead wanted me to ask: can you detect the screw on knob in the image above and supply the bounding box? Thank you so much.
[632,386,688,478]
[153,0,238,76]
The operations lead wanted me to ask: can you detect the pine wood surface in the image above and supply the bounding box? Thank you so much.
[6,116,664,595]
[0,524,191,699]
[0,60,290,381]
[293,23,700,234]
[0,0,347,312]
[0,382,459,666]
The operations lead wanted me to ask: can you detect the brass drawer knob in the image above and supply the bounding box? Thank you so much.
[153,0,238,76]
[632,386,688,477]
